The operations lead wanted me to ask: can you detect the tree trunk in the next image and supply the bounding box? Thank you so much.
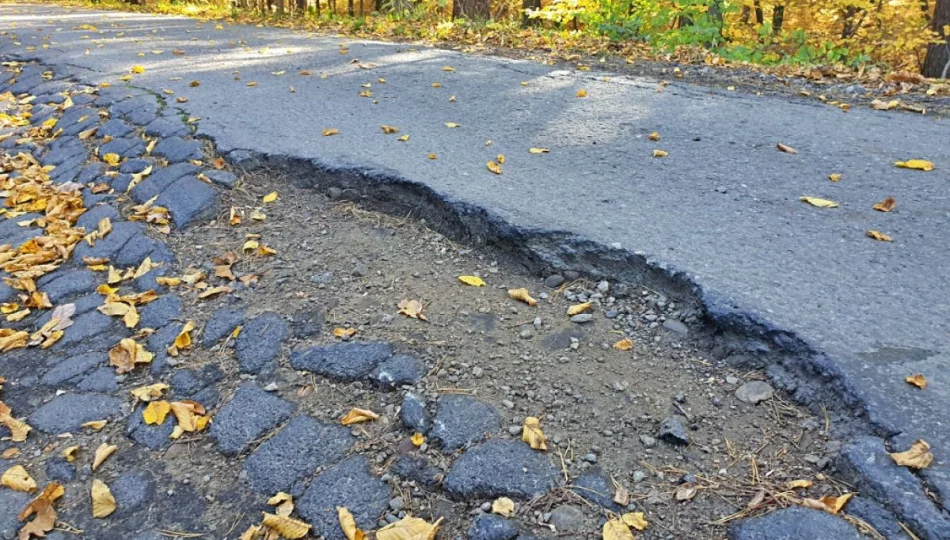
[521,0,540,26]
[296,0,306,15]
[348,0,354,15]
[453,0,490,20]
[771,4,785,33]
[754,0,764,24]
[923,0,950,78]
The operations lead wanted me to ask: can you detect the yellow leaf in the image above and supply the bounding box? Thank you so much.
[905,374,927,389]
[1,465,36,492]
[398,134,410,142]
[622,512,648,531]
[261,512,311,539]
[567,302,591,316]
[602,518,635,540]
[62,446,80,463]
[376,516,443,540]
[262,191,279,203]
[431,83,441,88]
[458,275,485,287]
[648,131,661,141]
[801,493,852,515]
[157,277,182,287]
[258,245,277,256]
[92,443,117,471]
[337,507,366,540]
[381,125,399,134]
[776,143,797,154]
[267,492,293,506]
[487,161,502,175]
[576,89,588,98]
[130,65,145,74]
[491,497,515,517]
[102,153,121,166]
[521,417,547,450]
[894,159,934,171]
[866,230,892,242]
[613,338,634,351]
[81,420,108,431]
[444,122,460,128]
[428,153,437,160]
[168,321,195,356]
[247,81,258,87]
[130,383,168,402]
[828,173,842,182]
[341,408,379,425]
[508,288,537,306]
[529,147,549,154]
[411,433,425,446]
[143,400,171,425]
[323,128,340,136]
[800,196,839,208]
[652,149,668,158]
[333,327,357,339]
[91,479,116,518]
[786,479,813,489]
[442,66,455,72]
[198,286,232,299]
[497,154,506,164]
[398,299,428,321]
[872,197,896,212]
[889,439,933,469]
[108,338,154,373]
[0,303,19,314]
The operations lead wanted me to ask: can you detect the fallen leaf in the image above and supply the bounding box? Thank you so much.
[486,161,502,175]
[167,321,195,356]
[622,512,648,531]
[491,497,515,518]
[497,154,506,164]
[905,374,927,389]
[376,516,442,540]
[602,518,635,540]
[873,197,896,212]
[198,286,232,299]
[567,302,591,316]
[529,147,549,154]
[444,122,460,128]
[508,288,537,306]
[91,479,116,518]
[889,439,933,469]
[828,173,841,182]
[62,446,80,462]
[521,417,547,450]
[262,191,279,203]
[777,143,798,154]
[17,483,64,539]
[92,443,117,470]
[411,433,425,446]
[576,89,588,98]
[1,465,36,492]
[652,149,668,158]
[894,159,934,171]
[143,400,171,425]
[801,492,852,515]
[613,338,634,351]
[108,338,153,373]
[648,131,661,141]
[458,275,485,287]
[333,327,357,339]
[337,507,365,540]
[613,485,630,506]
[341,408,379,425]
[81,420,107,431]
[130,65,145,74]
[130,383,168,402]
[398,299,428,321]
[261,512,311,539]
[866,230,892,242]
[398,134,410,142]
[1,448,19,459]
[800,196,839,208]
[323,128,340,136]
[102,153,121,166]
[786,479,813,489]
[381,125,399,134]
[428,153,437,160]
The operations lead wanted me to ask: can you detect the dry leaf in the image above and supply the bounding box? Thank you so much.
[801,493,852,515]
[613,485,630,506]
[458,275,485,287]
[866,230,892,242]
[800,196,839,208]
[323,128,340,136]
[889,439,933,470]
[507,288,537,306]
[1,465,36,492]
[602,518,635,540]
[491,497,515,518]
[487,161,502,175]
[108,338,153,373]
[262,191,279,203]
[613,338,634,351]
[341,408,379,425]
[81,420,107,431]
[167,321,195,356]
[567,302,591,316]
[18,483,64,539]
[894,159,934,171]
[828,173,841,182]
[652,149,668,158]
[622,512,648,531]
[91,479,116,518]
[376,516,442,540]
[398,299,428,321]
[905,374,927,389]
[333,327,357,339]
[444,122,460,128]
[873,196,896,212]
[261,512,311,539]
[521,417,547,450]
[786,479,813,489]
[576,89,588,98]
[62,446,80,463]
[337,507,366,540]
[130,383,168,402]
[674,485,697,500]
[381,125,399,134]
[648,131,661,141]
[777,143,798,154]
[411,433,425,446]
[92,443,117,471]
[143,400,171,425]
[529,147,550,154]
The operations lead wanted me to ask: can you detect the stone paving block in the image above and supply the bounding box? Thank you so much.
[147,322,182,375]
[126,404,176,450]
[145,116,189,138]
[44,138,85,165]
[297,456,392,540]
[244,415,354,494]
[112,233,165,268]
[844,496,910,540]
[210,383,295,456]
[109,173,133,193]
[119,158,152,174]
[468,514,519,540]
[112,470,155,516]
[430,395,501,451]
[573,469,622,511]
[78,163,105,183]
[152,137,203,163]
[234,312,287,374]
[41,269,98,303]
[61,114,98,136]
[100,137,145,159]
[28,393,123,433]
[45,456,76,482]
[77,367,118,393]
[52,309,127,351]
[728,507,862,539]
[48,156,84,183]
[0,489,31,539]
[76,204,120,230]
[390,455,442,487]
[201,307,244,347]
[138,294,182,329]
[131,163,199,204]
[202,169,237,188]
[445,439,559,499]
[290,341,392,381]
[97,118,135,138]
[156,175,220,228]
[73,221,143,261]
[400,392,430,433]
[40,352,104,386]
[371,354,426,389]
[170,365,223,397]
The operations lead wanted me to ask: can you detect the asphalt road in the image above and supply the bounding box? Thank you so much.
[2,2,949,511]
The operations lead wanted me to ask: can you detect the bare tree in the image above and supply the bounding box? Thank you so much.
[923,0,949,78]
